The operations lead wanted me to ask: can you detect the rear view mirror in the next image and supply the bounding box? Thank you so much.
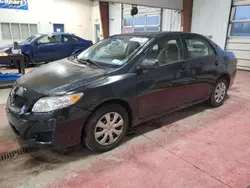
[137,59,159,71]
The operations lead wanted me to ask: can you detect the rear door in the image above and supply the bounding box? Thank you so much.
[61,35,91,58]
[181,35,219,102]
[32,35,62,62]
[137,36,196,119]
[60,35,80,58]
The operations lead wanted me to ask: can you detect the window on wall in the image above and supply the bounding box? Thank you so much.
[20,24,29,39]
[231,6,250,36]
[1,23,11,39]
[0,23,38,40]
[123,15,160,33]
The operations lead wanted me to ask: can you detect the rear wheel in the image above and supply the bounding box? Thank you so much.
[83,104,129,152]
[210,78,228,107]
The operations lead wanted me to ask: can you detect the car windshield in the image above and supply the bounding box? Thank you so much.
[21,35,40,44]
[77,35,150,67]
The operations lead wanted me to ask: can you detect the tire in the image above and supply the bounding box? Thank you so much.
[210,78,228,107]
[83,104,129,152]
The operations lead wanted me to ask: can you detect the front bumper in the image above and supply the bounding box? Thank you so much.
[6,102,91,149]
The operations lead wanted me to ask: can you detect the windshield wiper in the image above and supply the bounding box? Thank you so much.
[77,58,102,68]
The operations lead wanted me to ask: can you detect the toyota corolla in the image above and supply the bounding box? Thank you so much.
[6,32,237,152]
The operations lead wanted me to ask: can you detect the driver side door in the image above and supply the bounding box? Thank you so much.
[137,36,195,119]
[32,35,62,62]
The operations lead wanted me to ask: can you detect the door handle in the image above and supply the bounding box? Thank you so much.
[215,61,219,66]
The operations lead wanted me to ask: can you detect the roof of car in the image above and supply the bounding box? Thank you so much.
[37,32,75,36]
[117,31,203,38]
[51,32,74,36]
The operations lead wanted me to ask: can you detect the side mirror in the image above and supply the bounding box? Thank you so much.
[137,59,159,71]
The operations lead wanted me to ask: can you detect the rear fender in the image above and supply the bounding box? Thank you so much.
[71,48,85,56]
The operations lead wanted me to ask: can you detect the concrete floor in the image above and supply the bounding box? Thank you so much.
[0,71,250,188]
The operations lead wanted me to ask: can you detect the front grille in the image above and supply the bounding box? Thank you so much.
[13,95,27,108]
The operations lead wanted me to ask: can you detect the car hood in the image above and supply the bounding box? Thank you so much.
[17,59,107,95]
[0,44,13,52]
[0,43,28,52]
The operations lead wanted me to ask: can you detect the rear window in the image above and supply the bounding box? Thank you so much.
[185,38,215,58]
[63,35,79,42]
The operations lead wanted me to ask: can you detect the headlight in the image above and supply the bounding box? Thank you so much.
[32,93,84,113]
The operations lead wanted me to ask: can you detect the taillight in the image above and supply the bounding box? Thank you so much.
[90,41,93,46]
[234,58,238,64]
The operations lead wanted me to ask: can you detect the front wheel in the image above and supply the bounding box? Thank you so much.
[83,104,129,152]
[13,56,30,68]
[210,78,228,107]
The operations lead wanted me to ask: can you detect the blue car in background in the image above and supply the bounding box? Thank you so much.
[0,32,93,67]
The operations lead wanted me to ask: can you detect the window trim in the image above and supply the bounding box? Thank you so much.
[135,35,184,68]
[62,35,79,43]
[157,36,184,67]
[182,36,216,60]
[37,35,62,45]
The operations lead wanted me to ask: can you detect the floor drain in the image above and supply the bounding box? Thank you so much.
[0,147,39,162]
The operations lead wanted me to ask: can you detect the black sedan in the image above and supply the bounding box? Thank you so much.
[6,32,237,152]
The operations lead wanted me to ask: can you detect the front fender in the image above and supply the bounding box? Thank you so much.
[72,74,136,105]
[74,73,138,124]
[21,45,34,62]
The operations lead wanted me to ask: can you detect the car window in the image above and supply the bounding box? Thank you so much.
[143,38,183,66]
[37,35,61,44]
[185,38,215,58]
[77,36,149,66]
[63,35,79,42]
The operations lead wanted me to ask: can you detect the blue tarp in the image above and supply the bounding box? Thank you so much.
[0,73,21,81]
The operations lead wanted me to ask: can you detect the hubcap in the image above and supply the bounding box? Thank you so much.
[215,82,226,103]
[94,112,124,146]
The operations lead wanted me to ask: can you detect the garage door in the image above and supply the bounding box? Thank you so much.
[226,0,250,70]
[122,4,162,33]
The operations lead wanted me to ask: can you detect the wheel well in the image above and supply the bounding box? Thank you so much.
[218,73,230,87]
[81,99,133,141]
[86,99,133,127]
[22,53,31,62]
[72,49,82,56]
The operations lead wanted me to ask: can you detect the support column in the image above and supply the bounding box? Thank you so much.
[99,1,109,38]
[181,0,193,32]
